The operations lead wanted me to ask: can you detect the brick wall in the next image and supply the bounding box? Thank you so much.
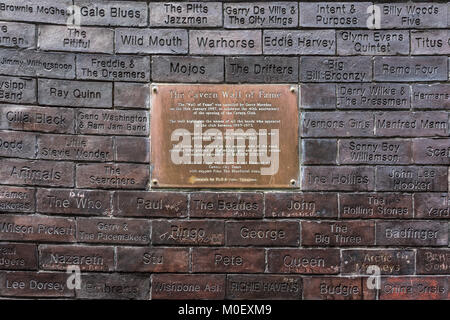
[0,0,449,300]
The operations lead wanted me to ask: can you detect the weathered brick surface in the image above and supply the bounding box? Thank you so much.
[0,0,448,301]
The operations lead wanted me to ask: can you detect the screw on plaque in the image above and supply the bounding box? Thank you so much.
[152,86,158,93]
[290,86,297,93]
[152,179,158,186]
[290,179,296,187]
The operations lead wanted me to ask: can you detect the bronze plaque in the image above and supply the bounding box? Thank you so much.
[151,84,299,188]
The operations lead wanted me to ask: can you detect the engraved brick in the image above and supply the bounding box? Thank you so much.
[0,22,35,48]
[0,131,35,159]
[189,30,262,55]
[0,271,74,297]
[150,2,222,27]
[339,139,412,165]
[225,2,298,28]
[114,191,187,218]
[412,84,450,109]
[0,105,74,134]
[225,56,298,83]
[264,30,335,55]
[416,249,450,275]
[265,192,338,218]
[0,49,75,79]
[77,54,150,82]
[192,248,265,273]
[379,277,448,300]
[152,220,224,246]
[376,166,448,192]
[0,159,74,187]
[39,245,114,272]
[0,215,76,242]
[300,56,372,82]
[0,0,72,24]
[36,189,111,216]
[152,274,225,300]
[267,249,339,274]
[77,273,150,300]
[301,112,374,137]
[37,134,113,162]
[116,247,189,272]
[337,83,410,109]
[152,56,224,83]
[0,76,35,103]
[339,193,413,219]
[226,221,299,246]
[337,30,409,55]
[0,243,37,270]
[0,186,35,213]
[38,25,114,53]
[115,136,149,163]
[375,111,448,137]
[301,221,375,247]
[379,3,448,29]
[76,163,149,190]
[115,28,188,54]
[299,2,370,28]
[114,82,150,109]
[376,221,448,246]
[415,193,450,219]
[411,30,450,54]
[303,277,363,300]
[75,0,148,26]
[76,109,149,136]
[342,249,415,275]
[373,56,448,81]
[38,79,112,108]
[189,192,263,219]
[302,139,337,164]
[77,217,150,245]
[300,84,336,109]
[301,166,375,192]
[226,274,302,300]
[412,138,450,165]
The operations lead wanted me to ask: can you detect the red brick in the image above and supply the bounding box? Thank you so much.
[226,275,302,300]
[415,193,450,219]
[342,249,415,275]
[0,186,35,213]
[417,249,450,275]
[114,191,187,218]
[152,220,224,246]
[0,159,74,187]
[36,189,112,216]
[0,243,37,270]
[190,192,263,219]
[379,277,448,300]
[303,277,363,300]
[0,271,74,297]
[116,247,189,273]
[376,221,448,246]
[115,136,150,163]
[192,248,265,273]
[226,221,299,246]
[76,217,150,245]
[39,245,114,272]
[0,215,75,243]
[268,249,339,274]
[339,193,412,219]
[265,192,338,218]
[301,221,375,247]
[412,138,450,164]
[0,131,36,159]
[152,274,225,300]
[77,273,150,300]
[76,163,149,189]
[302,166,375,191]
